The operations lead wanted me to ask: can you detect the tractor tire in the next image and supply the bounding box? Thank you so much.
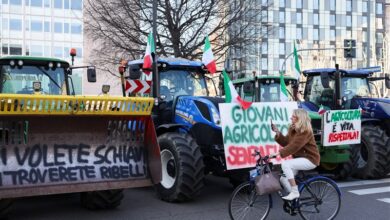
[80,189,124,210]
[319,147,356,180]
[0,199,12,219]
[352,125,389,179]
[156,132,205,202]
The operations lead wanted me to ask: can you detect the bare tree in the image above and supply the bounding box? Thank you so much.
[84,0,264,78]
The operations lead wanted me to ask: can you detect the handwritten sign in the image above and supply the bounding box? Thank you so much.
[219,102,297,170]
[322,109,361,146]
[0,144,146,188]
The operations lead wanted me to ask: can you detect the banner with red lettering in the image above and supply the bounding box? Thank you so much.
[322,109,361,146]
[219,102,298,170]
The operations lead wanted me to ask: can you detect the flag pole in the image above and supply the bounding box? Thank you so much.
[152,0,159,100]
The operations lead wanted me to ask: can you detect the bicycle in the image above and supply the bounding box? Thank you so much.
[228,151,341,220]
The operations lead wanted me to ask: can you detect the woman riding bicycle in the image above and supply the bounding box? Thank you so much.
[270,109,320,201]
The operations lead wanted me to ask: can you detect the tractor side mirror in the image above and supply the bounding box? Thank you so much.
[129,65,142,79]
[243,81,254,95]
[87,67,97,82]
[385,74,390,89]
[320,72,330,88]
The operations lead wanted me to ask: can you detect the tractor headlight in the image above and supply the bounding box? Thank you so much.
[210,107,221,126]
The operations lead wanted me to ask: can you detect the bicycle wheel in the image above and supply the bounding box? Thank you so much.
[298,178,341,220]
[228,181,271,220]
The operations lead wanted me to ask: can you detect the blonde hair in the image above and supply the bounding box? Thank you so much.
[293,109,313,133]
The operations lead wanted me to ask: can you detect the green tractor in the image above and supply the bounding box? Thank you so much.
[0,55,160,217]
[231,74,352,179]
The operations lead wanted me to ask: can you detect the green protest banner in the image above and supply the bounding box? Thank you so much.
[219,102,298,170]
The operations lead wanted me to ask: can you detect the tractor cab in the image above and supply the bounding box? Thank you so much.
[302,68,390,112]
[232,75,298,102]
[0,55,96,96]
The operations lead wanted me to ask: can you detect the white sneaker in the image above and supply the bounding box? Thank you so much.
[282,187,300,200]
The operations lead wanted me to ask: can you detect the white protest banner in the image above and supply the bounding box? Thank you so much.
[219,102,298,170]
[322,109,361,146]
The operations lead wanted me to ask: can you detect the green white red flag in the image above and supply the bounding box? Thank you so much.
[293,41,301,81]
[280,71,289,102]
[223,70,252,110]
[202,36,217,74]
[318,104,326,115]
[143,32,155,75]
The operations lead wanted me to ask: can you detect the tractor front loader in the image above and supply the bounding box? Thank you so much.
[0,56,161,218]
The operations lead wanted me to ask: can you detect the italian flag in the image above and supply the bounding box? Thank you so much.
[318,104,326,115]
[293,41,301,81]
[143,32,155,76]
[223,70,252,110]
[202,36,217,74]
[280,71,289,102]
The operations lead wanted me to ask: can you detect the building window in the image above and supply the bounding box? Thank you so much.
[313,29,319,40]
[330,14,336,26]
[25,0,29,6]
[279,0,285,7]
[347,16,352,27]
[71,23,82,34]
[376,33,383,44]
[54,0,62,8]
[30,0,42,7]
[261,42,267,54]
[44,21,50,32]
[64,23,69,33]
[9,19,22,31]
[2,18,8,30]
[2,0,9,4]
[54,46,63,57]
[279,43,285,55]
[44,0,50,7]
[313,13,319,25]
[362,1,367,13]
[261,58,267,70]
[2,44,9,55]
[296,0,302,8]
[31,20,43,31]
[330,29,336,40]
[31,45,43,56]
[71,0,82,10]
[64,0,69,9]
[279,27,285,38]
[346,0,352,12]
[297,28,302,39]
[279,11,285,23]
[54,22,62,33]
[296,12,302,24]
[376,3,383,15]
[9,0,21,5]
[10,44,22,55]
[330,0,335,10]
[313,0,319,10]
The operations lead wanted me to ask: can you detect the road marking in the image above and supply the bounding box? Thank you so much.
[349,186,390,195]
[337,178,390,188]
[377,198,390,204]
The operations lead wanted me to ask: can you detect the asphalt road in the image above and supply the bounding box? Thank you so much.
[8,175,390,220]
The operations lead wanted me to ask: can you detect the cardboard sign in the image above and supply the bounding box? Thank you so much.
[322,109,361,146]
[219,102,298,170]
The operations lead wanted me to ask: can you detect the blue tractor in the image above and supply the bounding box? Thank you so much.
[123,58,239,202]
[301,67,390,179]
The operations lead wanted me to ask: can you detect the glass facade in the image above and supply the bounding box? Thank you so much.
[228,0,386,77]
[0,0,84,93]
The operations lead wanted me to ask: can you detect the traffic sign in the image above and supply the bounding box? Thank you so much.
[125,79,152,94]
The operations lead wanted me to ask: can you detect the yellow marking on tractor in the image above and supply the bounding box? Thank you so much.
[0,94,154,116]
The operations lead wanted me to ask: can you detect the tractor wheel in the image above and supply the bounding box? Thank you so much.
[156,132,205,202]
[0,199,12,219]
[319,147,356,180]
[80,190,124,210]
[352,125,389,179]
